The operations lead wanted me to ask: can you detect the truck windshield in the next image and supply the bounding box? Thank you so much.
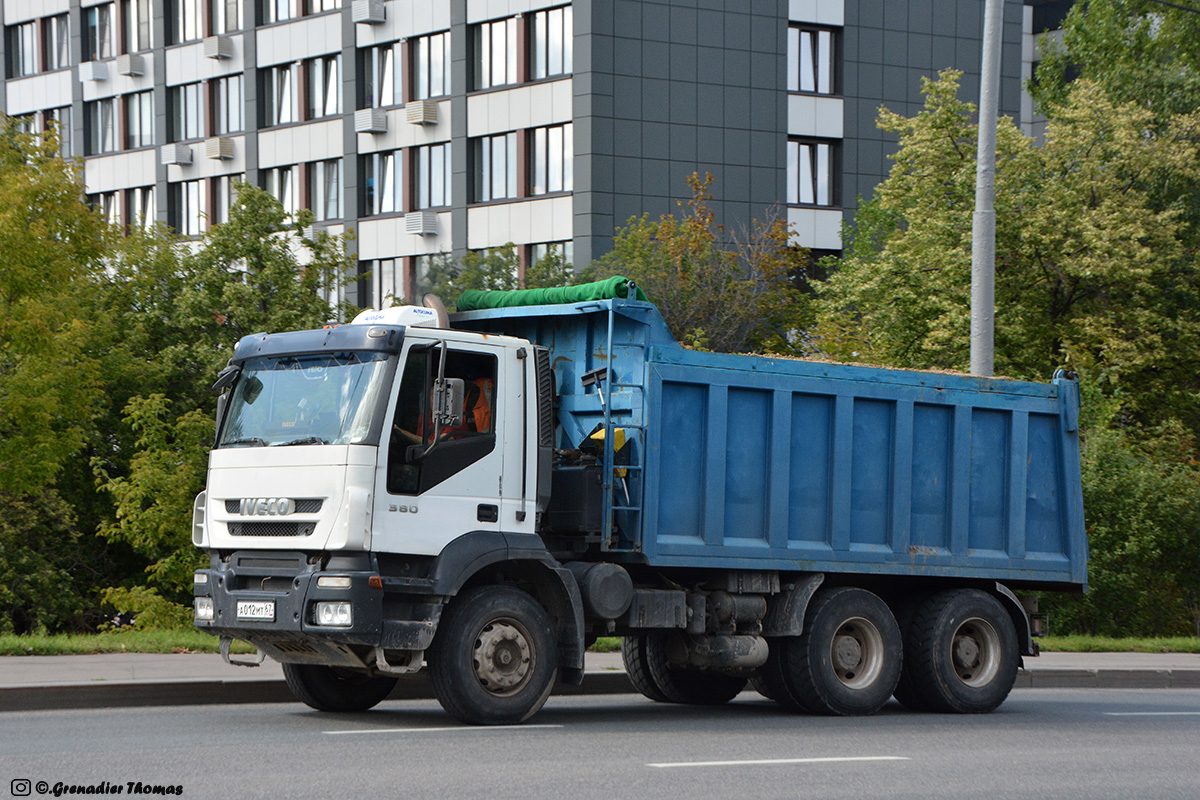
[218,351,391,448]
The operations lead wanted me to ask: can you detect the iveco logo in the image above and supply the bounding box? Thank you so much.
[239,498,295,516]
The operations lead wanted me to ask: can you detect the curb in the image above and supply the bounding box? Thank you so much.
[4,669,1199,713]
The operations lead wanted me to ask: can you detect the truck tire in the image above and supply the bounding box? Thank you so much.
[643,633,747,705]
[784,587,902,716]
[621,635,671,702]
[756,639,806,712]
[282,664,398,712]
[427,585,558,725]
[904,589,1019,714]
[890,596,933,712]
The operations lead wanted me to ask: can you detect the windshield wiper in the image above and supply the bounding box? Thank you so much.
[224,437,267,448]
[279,436,327,446]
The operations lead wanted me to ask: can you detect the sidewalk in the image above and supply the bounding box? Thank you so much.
[2,650,1199,712]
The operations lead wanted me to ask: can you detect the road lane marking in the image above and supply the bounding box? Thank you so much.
[324,724,564,735]
[1104,712,1200,717]
[647,756,910,769]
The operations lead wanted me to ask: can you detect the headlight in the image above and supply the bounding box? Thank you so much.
[313,601,352,627]
[194,597,214,621]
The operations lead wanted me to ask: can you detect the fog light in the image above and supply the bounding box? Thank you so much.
[316,576,352,588]
[194,572,208,585]
[194,597,214,621]
[314,601,352,627]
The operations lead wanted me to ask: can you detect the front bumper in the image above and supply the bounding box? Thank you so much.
[194,550,440,667]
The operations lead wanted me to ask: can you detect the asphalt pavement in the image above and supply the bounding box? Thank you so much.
[2,649,1199,712]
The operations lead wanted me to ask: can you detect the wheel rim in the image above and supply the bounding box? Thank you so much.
[829,616,885,690]
[951,617,1002,688]
[473,618,534,696]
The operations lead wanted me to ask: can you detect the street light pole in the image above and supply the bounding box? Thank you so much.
[971,0,1005,377]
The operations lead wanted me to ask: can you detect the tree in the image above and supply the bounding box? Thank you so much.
[816,71,1200,429]
[588,172,810,354]
[94,183,357,605]
[421,244,577,311]
[0,119,108,495]
[816,70,1200,636]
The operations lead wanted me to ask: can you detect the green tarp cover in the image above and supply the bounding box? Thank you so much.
[456,276,650,311]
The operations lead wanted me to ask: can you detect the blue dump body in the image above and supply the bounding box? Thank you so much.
[453,298,1088,591]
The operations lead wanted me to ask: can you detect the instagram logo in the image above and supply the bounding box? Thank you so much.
[11,778,32,796]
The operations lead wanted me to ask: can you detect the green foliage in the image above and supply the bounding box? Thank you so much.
[0,629,256,654]
[820,70,1200,636]
[0,489,87,634]
[0,119,108,495]
[93,183,356,602]
[587,172,811,354]
[100,586,194,632]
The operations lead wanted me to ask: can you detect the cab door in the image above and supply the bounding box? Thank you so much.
[372,338,505,556]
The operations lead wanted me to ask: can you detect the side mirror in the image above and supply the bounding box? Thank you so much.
[434,378,465,428]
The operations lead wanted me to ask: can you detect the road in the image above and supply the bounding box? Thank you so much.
[2,689,1198,800]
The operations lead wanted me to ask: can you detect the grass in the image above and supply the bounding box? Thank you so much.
[0,629,256,657]
[1037,635,1200,654]
[2,631,1197,657]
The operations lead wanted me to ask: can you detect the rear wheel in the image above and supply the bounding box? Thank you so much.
[784,587,902,716]
[756,638,807,712]
[643,633,747,705]
[891,596,932,712]
[621,635,671,702]
[427,585,558,725]
[904,589,1019,714]
[282,664,397,712]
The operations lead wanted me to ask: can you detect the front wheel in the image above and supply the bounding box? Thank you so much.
[282,664,397,712]
[903,589,1019,713]
[427,585,558,725]
[784,587,902,716]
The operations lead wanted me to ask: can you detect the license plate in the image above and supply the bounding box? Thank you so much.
[236,600,275,621]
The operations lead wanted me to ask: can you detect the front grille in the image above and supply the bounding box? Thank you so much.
[227,521,316,537]
[224,498,324,514]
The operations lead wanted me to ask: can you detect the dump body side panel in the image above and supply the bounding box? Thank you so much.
[452,299,1087,591]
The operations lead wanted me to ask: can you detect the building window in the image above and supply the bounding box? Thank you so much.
[308,159,342,221]
[305,55,340,119]
[85,4,114,62]
[531,6,572,80]
[125,91,154,149]
[11,114,35,135]
[361,43,398,108]
[530,123,572,195]
[170,179,205,236]
[413,31,451,100]
[473,17,518,90]
[214,74,244,134]
[123,0,152,52]
[473,132,518,203]
[86,98,117,155]
[7,22,37,78]
[365,258,401,308]
[262,165,298,214]
[211,0,243,34]
[129,185,155,230]
[304,0,338,12]
[262,0,294,23]
[170,82,203,141]
[44,106,71,157]
[416,143,451,209]
[45,14,70,70]
[787,139,836,206]
[172,0,202,44]
[212,174,243,224]
[90,191,121,225]
[363,151,400,216]
[262,64,296,126]
[787,26,836,95]
[531,240,573,271]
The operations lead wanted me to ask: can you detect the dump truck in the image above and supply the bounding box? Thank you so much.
[192,282,1087,724]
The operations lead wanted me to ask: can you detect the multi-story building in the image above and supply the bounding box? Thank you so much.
[0,0,1050,309]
